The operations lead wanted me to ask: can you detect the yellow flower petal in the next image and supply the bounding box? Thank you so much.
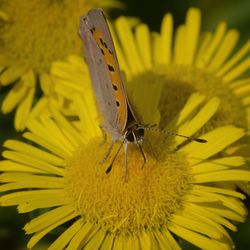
[159,13,173,64]
[207,30,239,71]
[135,24,152,69]
[184,7,201,65]
[48,219,83,250]
[169,224,229,250]
[0,63,28,86]
[181,126,244,165]
[115,17,144,74]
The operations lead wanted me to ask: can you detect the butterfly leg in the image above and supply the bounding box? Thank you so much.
[100,142,114,164]
[138,143,146,168]
[99,124,108,146]
[123,142,129,181]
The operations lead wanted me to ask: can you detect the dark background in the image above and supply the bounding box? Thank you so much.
[0,0,249,249]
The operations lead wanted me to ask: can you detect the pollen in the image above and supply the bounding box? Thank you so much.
[65,137,190,235]
[0,0,96,72]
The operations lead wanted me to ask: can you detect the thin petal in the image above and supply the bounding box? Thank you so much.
[197,22,227,68]
[14,86,35,131]
[24,205,76,234]
[169,224,229,250]
[175,97,220,146]
[4,140,63,166]
[0,63,28,86]
[207,30,239,72]
[180,126,244,165]
[115,17,144,74]
[0,190,67,210]
[184,8,201,65]
[0,173,64,191]
[191,156,245,174]
[27,212,77,249]
[217,40,250,77]
[1,80,29,113]
[160,13,173,64]
[173,25,185,64]
[48,219,83,250]
[2,151,64,176]
[222,58,250,83]
[135,24,152,69]
[67,223,98,249]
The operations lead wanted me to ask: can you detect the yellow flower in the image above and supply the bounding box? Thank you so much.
[0,0,122,131]
[51,7,250,193]
[0,88,250,249]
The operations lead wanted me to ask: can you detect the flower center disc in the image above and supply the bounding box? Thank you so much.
[66,137,189,235]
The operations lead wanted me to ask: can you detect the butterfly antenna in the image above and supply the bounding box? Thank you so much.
[172,132,207,143]
[145,125,207,143]
[106,140,125,174]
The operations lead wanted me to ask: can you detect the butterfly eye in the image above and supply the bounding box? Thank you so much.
[137,127,144,137]
[126,130,135,142]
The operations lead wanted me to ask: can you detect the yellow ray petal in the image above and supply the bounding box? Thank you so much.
[100,232,115,250]
[24,205,76,234]
[14,86,35,131]
[172,213,222,239]
[173,25,185,65]
[154,230,172,250]
[0,160,46,174]
[2,151,64,176]
[186,203,236,231]
[0,189,67,208]
[197,22,227,69]
[4,140,63,166]
[191,156,245,174]
[27,212,77,249]
[48,219,83,250]
[115,17,144,74]
[0,173,64,191]
[184,8,201,65]
[1,80,29,113]
[223,58,250,83]
[160,13,173,64]
[169,224,229,250]
[217,40,250,77]
[207,30,239,72]
[175,97,220,146]
[177,93,206,125]
[194,170,250,184]
[0,62,28,86]
[67,223,98,249]
[23,132,69,159]
[135,24,152,69]
[180,126,244,165]
[195,32,212,67]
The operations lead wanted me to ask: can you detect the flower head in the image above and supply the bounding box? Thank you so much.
[51,7,250,193]
[0,89,250,249]
[0,0,122,131]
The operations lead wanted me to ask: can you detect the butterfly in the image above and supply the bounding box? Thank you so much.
[79,9,146,176]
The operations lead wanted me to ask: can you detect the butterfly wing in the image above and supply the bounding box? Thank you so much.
[79,9,128,140]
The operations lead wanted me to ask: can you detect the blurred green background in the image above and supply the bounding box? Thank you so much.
[0,0,249,249]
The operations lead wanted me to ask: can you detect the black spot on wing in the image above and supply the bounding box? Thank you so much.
[112,84,118,91]
[108,64,115,72]
[100,37,104,45]
[116,101,120,107]
[100,48,104,55]
[90,27,95,34]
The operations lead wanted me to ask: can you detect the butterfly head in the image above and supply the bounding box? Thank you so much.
[125,124,145,144]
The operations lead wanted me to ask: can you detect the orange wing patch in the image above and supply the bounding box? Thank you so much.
[91,27,127,131]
